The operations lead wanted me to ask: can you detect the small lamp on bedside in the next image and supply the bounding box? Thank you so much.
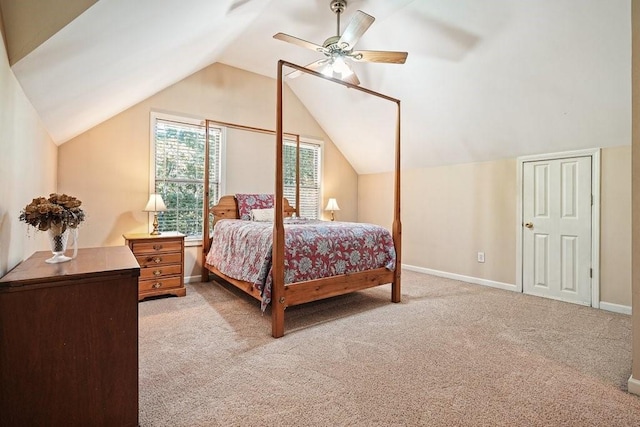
[144,193,167,235]
[325,198,340,221]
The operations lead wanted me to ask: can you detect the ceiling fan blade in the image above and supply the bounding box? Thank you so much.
[286,59,329,79]
[351,50,408,64]
[337,10,375,50]
[273,33,324,52]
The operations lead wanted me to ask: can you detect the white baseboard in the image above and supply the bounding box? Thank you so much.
[599,301,632,315]
[190,265,633,315]
[402,264,633,315]
[185,275,203,284]
[402,264,517,292]
[629,375,640,396]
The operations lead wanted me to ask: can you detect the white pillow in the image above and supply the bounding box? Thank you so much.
[251,207,275,222]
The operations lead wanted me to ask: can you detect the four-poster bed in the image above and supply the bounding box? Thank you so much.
[202,60,402,337]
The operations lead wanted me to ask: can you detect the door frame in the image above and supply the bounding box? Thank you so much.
[515,148,601,308]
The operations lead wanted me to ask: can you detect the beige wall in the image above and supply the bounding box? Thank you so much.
[224,128,276,195]
[0,24,57,276]
[58,63,358,280]
[359,158,517,285]
[359,147,632,306]
[601,145,632,305]
[631,0,640,393]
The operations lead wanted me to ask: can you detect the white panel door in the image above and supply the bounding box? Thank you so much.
[522,157,592,305]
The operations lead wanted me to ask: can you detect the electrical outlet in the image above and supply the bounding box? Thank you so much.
[477,252,485,263]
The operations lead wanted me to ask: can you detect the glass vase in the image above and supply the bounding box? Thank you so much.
[46,228,72,264]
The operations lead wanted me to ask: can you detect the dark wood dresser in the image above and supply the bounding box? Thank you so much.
[0,246,140,427]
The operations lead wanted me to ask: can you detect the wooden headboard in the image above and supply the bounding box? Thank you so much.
[210,195,296,225]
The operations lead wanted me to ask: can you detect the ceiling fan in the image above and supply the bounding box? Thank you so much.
[273,0,408,86]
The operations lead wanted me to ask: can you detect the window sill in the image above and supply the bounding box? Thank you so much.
[184,239,203,248]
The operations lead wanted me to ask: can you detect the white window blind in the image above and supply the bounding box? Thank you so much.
[153,118,222,239]
[283,140,321,219]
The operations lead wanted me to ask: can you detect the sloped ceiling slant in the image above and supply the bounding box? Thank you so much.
[8,0,633,175]
[11,0,271,144]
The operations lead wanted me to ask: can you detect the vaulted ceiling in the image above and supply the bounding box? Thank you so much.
[2,0,632,174]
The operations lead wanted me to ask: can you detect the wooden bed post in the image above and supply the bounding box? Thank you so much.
[392,101,402,303]
[295,135,300,217]
[272,60,286,338]
[202,120,212,283]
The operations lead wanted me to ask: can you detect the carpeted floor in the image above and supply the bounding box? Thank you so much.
[138,270,640,426]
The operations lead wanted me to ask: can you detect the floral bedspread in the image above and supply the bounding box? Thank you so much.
[205,218,396,310]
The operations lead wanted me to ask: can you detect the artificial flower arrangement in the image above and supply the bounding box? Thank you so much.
[19,193,85,233]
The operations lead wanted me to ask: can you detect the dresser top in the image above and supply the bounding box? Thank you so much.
[122,231,185,240]
[0,246,140,289]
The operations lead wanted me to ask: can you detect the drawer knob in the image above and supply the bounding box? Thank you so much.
[154,257,161,264]
[153,270,162,276]
[152,282,162,289]
[153,244,163,251]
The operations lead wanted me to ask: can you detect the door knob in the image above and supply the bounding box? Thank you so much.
[524,222,533,229]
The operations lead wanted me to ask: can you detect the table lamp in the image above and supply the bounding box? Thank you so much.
[144,193,167,235]
[325,198,340,221]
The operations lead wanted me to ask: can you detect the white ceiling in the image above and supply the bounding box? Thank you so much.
[11,0,632,174]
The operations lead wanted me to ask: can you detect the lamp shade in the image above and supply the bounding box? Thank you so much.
[325,198,340,211]
[143,194,167,212]
[321,57,354,79]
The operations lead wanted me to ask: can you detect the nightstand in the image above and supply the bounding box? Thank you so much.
[123,232,186,301]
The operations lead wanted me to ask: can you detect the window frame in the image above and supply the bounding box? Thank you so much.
[283,136,324,219]
[149,112,226,245]
[150,113,325,238]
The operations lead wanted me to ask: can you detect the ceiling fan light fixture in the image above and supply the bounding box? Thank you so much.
[273,0,407,86]
[333,57,353,77]
[321,64,334,78]
[340,67,354,78]
[319,56,353,79]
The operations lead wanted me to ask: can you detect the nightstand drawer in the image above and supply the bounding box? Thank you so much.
[139,277,182,292]
[135,252,182,268]
[131,240,182,254]
[140,264,182,280]
[123,231,186,301]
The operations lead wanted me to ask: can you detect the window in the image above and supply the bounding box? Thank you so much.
[151,114,224,240]
[151,113,320,233]
[283,139,322,219]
